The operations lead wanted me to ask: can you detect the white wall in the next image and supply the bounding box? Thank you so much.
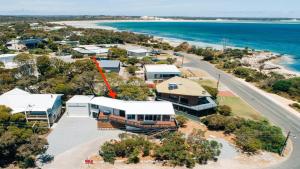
[66,103,90,117]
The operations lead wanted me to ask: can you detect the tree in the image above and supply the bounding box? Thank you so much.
[127,57,139,65]
[13,53,35,76]
[126,65,138,75]
[108,47,127,59]
[36,55,51,77]
[272,80,292,92]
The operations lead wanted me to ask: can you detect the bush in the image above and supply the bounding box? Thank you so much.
[202,85,218,99]
[202,114,286,154]
[175,115,188,127]
[99,142,117,164]
[10,113,26,123]
[272,80,292,92]
[218,105,232,116]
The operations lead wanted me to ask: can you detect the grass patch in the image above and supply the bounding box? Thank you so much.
[197,79,217,88]
[218,96,263,120]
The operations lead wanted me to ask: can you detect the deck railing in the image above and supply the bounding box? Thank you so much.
[109,115,177,129]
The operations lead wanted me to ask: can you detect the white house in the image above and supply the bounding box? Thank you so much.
[66,96,177,130]
[79,45,109,56]
[127,48,150,58]
[0,54,18,69]
[0,88,63,127]
[6,40,26,51]
[144,64,181,81]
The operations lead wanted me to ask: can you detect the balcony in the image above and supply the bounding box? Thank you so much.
[100,114,177,130]
[26,114,48,119]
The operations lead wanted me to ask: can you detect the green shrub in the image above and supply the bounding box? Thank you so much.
[272,80,292,92]
[218,105,232,116]
[175,115,188,127]
[202,85,218,99]
[10,113,26,123]
[99,142,117,164]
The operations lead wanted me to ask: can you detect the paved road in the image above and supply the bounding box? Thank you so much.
[183,53,300,169]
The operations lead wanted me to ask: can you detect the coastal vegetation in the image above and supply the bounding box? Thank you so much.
[0,105,49,168]
[202,114,285,154]
[99,131,222,168]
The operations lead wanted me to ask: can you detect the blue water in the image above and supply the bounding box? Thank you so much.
[99,22,300,72]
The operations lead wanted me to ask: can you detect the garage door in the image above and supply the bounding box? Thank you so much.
[66,104,89,117]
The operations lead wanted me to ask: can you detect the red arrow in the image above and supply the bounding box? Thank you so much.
[91,57,117,99]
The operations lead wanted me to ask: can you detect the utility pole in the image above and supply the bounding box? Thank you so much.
[280,131,291,156]
[217,74,221,92]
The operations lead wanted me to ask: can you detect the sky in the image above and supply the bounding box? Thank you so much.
[0,0,299,18]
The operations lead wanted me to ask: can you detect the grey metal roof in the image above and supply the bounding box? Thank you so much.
[99,60,120,68]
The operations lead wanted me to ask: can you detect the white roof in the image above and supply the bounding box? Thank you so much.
[67,95,94,104]
[89,96,175,115]
[79,45,109,54]
[73,48,96,54]
[0,54,17,59]
[128,48,149,53]
[90,97,127,111]
[0,88,62,114]
[144,64,181,73]
[126,101,175,115]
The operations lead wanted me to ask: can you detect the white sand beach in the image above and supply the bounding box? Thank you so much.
[53,20,300,77]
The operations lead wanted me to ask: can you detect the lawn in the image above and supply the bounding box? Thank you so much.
[218,96,264,121]
[197,79,218,88]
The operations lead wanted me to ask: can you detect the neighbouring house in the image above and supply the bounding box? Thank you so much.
[0,88,63,127]
[98,60,121,73]
[21,38,44,49]
[144,64,181,82]
[0,54,18,69]
[5,40,26,51]
[72,47,96,57]
[127,48,150,58]
[66,96,177,131]
[156,76,217,116]
[79,45,109,57]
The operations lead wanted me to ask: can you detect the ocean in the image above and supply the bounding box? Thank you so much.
[98,21,300,72]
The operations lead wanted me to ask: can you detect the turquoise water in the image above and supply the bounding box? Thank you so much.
[99,21,300,72]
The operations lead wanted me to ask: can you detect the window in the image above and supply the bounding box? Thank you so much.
[153,115,161,121]
[169,95,179,102]
[91,104,99,109]
[145,115,153,121]
[198,97,210,105]
[127,114,136,120]
[137,115,144,121]
[179,97,189,105]
[162,115,170,121]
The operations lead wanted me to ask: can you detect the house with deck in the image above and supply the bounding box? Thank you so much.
[0,88,63,127]
[66,96,177,131]
[156,76,217,116]
[144,64,181,82]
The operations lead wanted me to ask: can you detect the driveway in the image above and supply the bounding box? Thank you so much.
[44,114,123,168]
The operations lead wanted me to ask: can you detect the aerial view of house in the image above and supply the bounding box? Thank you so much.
[144,64,181,81]
[127,48,150,57]
[98,60,121,72]
[0,88,63,127]
[156,76,217,116]
[66,96,177,131]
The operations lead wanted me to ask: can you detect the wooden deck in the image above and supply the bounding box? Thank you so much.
[97,113,177,130]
